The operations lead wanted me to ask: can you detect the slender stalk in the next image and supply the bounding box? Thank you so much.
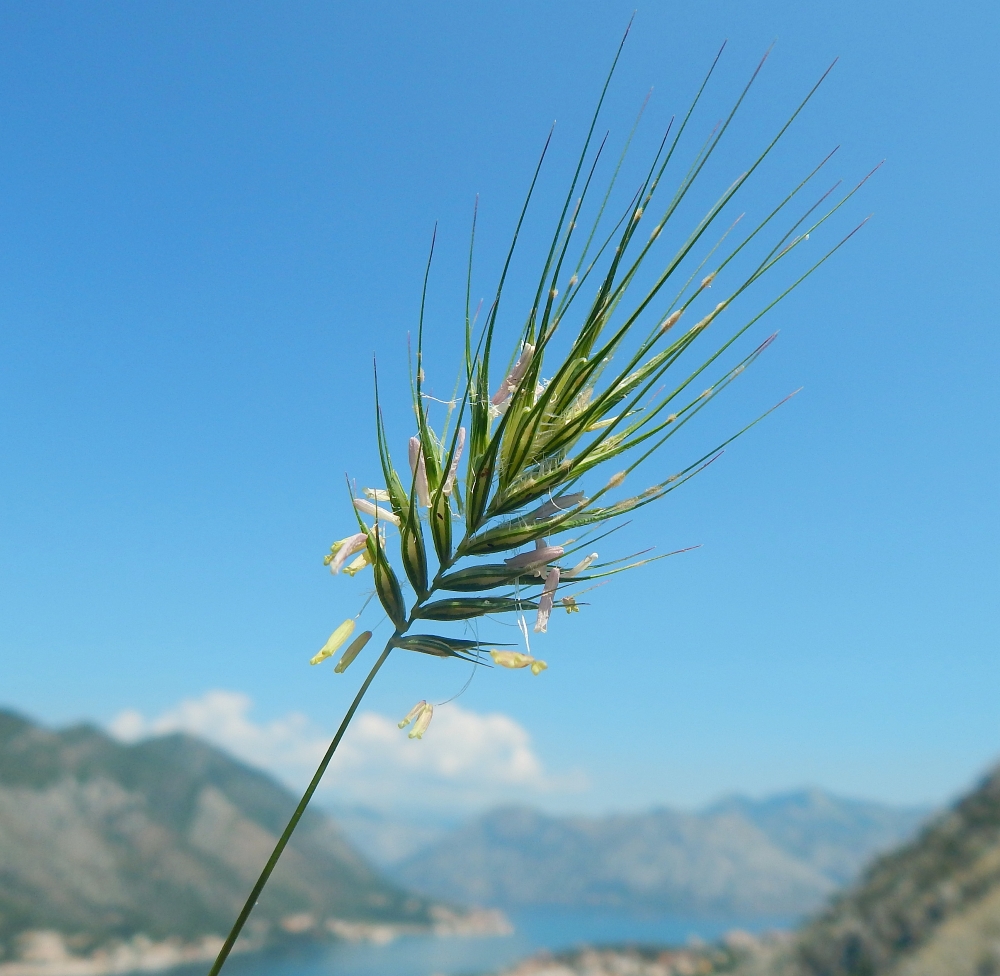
[207,543,463,976]
[206,639,396,976]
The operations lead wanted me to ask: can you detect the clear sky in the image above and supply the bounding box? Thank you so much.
[0,0,997,817]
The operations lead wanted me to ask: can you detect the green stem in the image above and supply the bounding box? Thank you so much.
[206,638,396,976]
[207,523,466,976]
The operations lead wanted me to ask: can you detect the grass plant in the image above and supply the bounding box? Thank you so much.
[207,29,872,976]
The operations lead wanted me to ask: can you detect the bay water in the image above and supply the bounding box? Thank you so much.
[181,909,792,976]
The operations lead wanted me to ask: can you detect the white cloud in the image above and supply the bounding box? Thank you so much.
[109,691,586,813]
[110,691,326,781]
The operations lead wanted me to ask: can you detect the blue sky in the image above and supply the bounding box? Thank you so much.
[0,0,997,816]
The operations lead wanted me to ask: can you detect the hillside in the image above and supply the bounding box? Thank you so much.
[708,790,928,888]
[732,762,1000,976]
[0,708,452,970]
[394,795,925,919]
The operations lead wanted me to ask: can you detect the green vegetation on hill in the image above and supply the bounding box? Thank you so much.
[0,708,435,961]
[481,767,1000,976]
[734,764,1000,976]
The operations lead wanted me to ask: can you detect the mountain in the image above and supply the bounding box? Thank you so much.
[0,708,462,971]
[394,794,927,919]
[708,790,929,888]
[732,762,1000,976]
[325,804,460,867]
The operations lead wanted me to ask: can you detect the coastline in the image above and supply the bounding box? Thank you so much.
[0,932,247,976]
[0,909,512,976]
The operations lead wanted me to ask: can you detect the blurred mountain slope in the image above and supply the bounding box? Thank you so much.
[735,763,1000,976]
[394,795,926,918]
[0,707,435,961]
[709,789,929,888]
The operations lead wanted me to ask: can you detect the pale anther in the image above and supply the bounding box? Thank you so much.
[310,619,356,665]
[354,497,401,527]
[534,567,560,633]
[408,437,431,507]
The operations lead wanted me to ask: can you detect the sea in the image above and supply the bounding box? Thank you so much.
[173,909,793,976]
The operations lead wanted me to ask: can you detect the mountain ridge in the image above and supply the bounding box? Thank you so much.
[731,761,1000,976]
[0,707,476,971]
[392,793,928,918]
[706,788,932,887]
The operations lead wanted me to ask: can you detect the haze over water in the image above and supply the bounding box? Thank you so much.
[176,909,788,976]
